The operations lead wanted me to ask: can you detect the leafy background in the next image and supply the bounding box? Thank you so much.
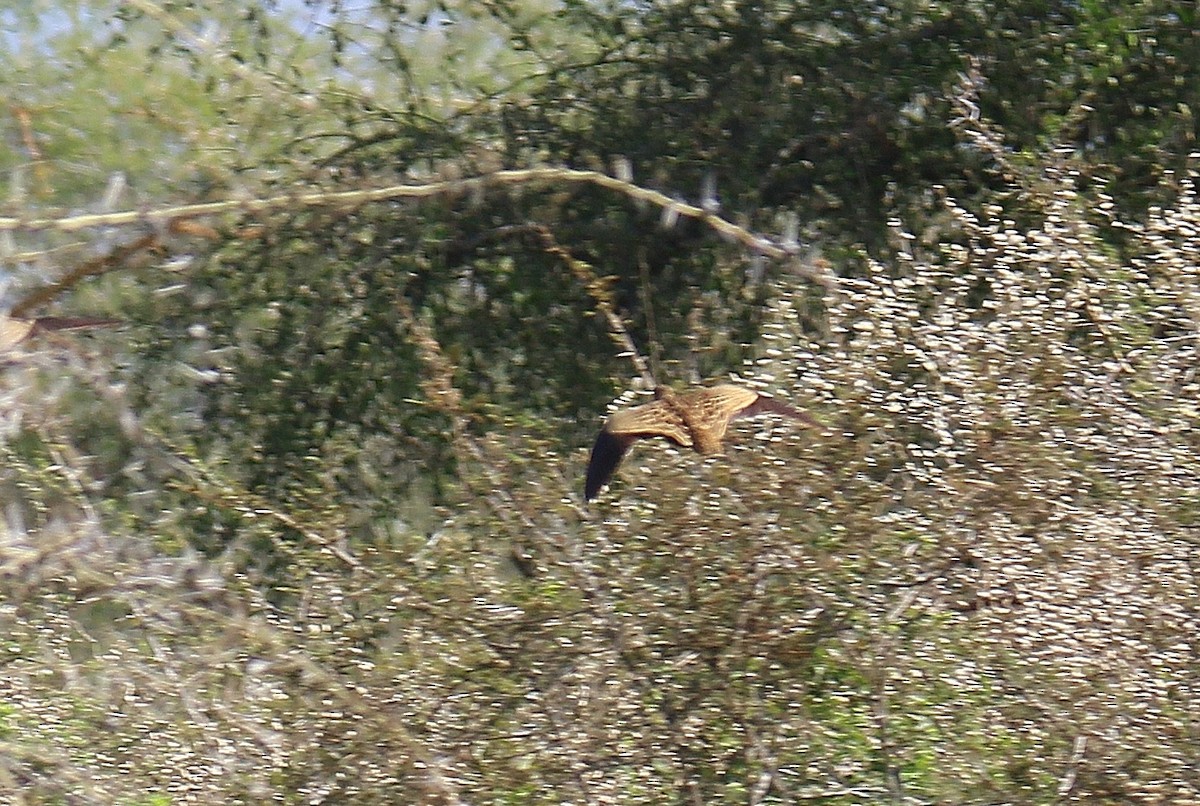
[2,0,1198,802]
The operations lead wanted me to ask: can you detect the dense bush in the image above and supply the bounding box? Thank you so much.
[2,1,1198,802]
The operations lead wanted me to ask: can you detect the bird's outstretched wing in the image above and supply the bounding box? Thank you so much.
[685,385,761,441]
[606,400,691,444]
[585,429,634,501]
[584,400,690,501]
[732,393,820,427]
[1,316,120,351]
[0,318,37,351]
[31,316,121,332]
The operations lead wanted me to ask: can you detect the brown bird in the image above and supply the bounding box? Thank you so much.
[0,316,120,352]
[585,384,818,501]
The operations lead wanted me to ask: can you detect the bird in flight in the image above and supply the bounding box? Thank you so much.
[585,384,818,501]
[0,316,120,352]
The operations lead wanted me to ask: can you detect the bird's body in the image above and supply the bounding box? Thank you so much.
[584,384,816,500]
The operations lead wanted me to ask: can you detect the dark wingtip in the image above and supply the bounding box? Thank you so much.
[31,316,123,333]
[585,428,631,501]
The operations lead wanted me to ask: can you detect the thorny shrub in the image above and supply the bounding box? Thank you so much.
[2,159,1199,804]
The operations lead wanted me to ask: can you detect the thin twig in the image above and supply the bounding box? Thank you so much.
[527,223,656,388]
[123,0,312,112]
[0,169,802,266]
[11,233,160,316]
[1056,735,1088,801]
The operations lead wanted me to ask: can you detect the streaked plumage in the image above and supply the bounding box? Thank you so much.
[585,384,817,500]
[0,316,120,352]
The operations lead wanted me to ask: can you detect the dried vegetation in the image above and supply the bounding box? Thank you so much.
[3,142,1199,804]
